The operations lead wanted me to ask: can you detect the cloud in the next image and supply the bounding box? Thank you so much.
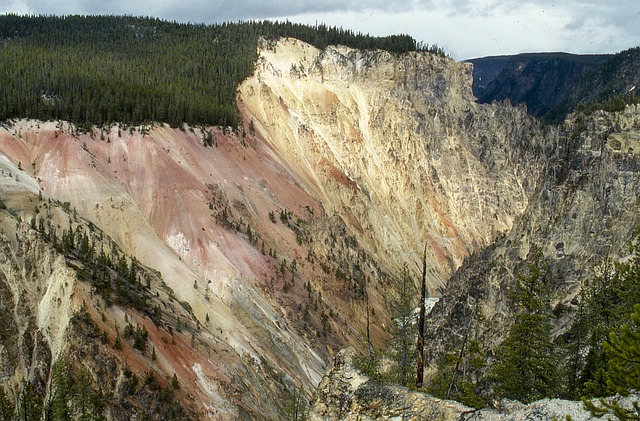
[1,0,638,59]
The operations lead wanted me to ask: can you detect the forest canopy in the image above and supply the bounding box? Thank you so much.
[0,14,444,129]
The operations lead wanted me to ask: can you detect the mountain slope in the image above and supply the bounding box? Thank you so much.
[427,105,640,387]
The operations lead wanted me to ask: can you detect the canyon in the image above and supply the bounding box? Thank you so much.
[0,36,638,418]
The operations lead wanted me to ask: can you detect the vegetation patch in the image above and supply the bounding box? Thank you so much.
[0,15,443,130]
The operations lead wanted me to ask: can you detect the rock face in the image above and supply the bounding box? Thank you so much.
[240,38,547,292]
[309,348,639,421]
[428,105,640,368]
[0,210,77,397]
[308,348,472,420]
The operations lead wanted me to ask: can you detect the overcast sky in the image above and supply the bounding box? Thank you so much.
[2,0,638,59]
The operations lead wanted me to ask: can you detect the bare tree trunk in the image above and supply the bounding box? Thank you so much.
[446,305,477,399]
[416,243,427,388]
[446,320,470,399]
[366,296,372,359]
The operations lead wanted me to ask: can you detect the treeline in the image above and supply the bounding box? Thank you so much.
[0,14,441,129]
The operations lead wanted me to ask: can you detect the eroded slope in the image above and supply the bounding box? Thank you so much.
[240,38,548,292]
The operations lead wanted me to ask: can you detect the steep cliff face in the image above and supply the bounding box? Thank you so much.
[308,348,470,421]
[240,38,547,292]
[0,160,78,396]
[428,105,640,366]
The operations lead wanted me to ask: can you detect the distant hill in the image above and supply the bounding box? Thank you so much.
[466,55,515,96]
[467,49,640,122]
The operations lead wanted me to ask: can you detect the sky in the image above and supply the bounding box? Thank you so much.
[1,0,638,60]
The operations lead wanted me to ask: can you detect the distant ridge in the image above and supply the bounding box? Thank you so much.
[467,49,640,122]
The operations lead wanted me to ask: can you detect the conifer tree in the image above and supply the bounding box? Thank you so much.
[584,304,640,419]
[18,381,42,421]
[563,229,640,399]
[388,264,416,387]
[51,361,73,420]
[606,304,640,392]
[489,250,557,403]
[0,387,14,421]
[73,367,94,420]
[579,258,626,397]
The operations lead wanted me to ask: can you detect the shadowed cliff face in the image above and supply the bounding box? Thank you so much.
[468,49,640,123]
[427,105,640,374]
[0,37,582,418]
[469,53,609,119]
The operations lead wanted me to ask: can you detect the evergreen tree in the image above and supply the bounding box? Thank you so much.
[580,258,627,397]
[584,304,640,419]
[387,264,416,387]
[51,360,73,420]
[18,381,42,421]
[74,367,94,420]
[489,250,557,403]
[0,387,14,421]
[563,229,640,399]
[606,304,640,393]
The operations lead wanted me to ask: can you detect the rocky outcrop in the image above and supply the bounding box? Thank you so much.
[309,348,640,421]
[308,348,472,420]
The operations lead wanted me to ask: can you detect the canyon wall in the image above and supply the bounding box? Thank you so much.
[240,38,548,292]
[1,38,635,418]
[427,105,640,369]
